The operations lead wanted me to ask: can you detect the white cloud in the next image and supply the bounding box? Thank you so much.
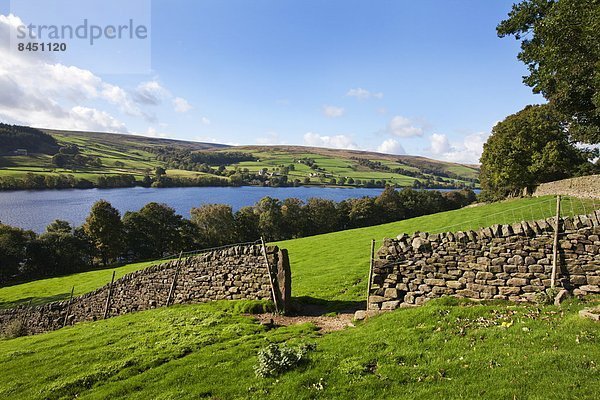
[377,139,406,155]
[100,84,141,116]
[0,14,193,133]
[430,133,451,155]
[428,132,489,164]
[323,105,345,118]
[172,97,192,113]
[388,115,423,138]
[346,88,383,100]
[195,135,218,143]
[303,132,359,150]
[68,106,127,132]
[133,80,169,105]
[143,127,168,138]
[0,14,132,131]
[201,116,211,125]
[256,132,282,145]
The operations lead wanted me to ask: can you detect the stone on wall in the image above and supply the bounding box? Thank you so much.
[533,175,600,199]
[368,212,600,310]
[0,244,291,336]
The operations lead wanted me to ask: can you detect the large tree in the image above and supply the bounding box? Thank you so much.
[253,197,284,242]
[83,200,124,266]
[304,198,340,235]
[280,198,307,239]
[480,104,593,198]
[123,203,187,259]
[497,0,600,143]
[374,186,406,220]
[190,204,237,247]
[0,224,35,283]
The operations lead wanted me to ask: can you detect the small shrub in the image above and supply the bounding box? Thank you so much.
[236,300,275,315]
[3,319,27,339]
[254,343,315,377]
[215,300,275,315]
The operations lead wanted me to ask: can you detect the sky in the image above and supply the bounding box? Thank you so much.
[0,0,543,164]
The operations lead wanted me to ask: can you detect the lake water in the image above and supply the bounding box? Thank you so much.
[0,186,478,233]
[0,186,389,233]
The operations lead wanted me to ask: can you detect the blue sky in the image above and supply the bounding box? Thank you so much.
[0,0,542,163]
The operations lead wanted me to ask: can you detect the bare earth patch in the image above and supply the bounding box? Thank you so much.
[253,312,355,333]
[251,303,359,332]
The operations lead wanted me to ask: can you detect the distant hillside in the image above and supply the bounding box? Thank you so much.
[0,124,60,155]
[0,126,479,190]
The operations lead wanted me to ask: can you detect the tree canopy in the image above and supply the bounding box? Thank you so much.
[83,200,124,266]
[497,0,600,144]
[479,104,595,199]
[0,123,59,154]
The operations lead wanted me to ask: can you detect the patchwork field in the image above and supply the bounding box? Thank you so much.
[0,128,479,188]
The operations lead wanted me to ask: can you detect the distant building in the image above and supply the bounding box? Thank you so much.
[14,149,28,156]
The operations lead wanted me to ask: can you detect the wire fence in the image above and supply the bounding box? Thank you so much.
[157,239,263,263]
[370,195,599,247]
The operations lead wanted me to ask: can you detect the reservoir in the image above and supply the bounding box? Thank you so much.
[0,186,388,233]
[0,186,477,233]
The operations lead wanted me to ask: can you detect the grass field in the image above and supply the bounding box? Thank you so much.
[1,195,596,310]
[0,260,159,309]
[0,297,598,399]
[0,195,599,399]
[0,129,480,188]
[227,151,454,187]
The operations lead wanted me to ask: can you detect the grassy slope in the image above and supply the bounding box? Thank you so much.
[0,129,479,187]
[1,196,596,309]
[277,195,596,304]
[0,196,599,399]
[1,298,598,399]
[228,150,472,187]
[0,130,224,184]
[0,260,158,309]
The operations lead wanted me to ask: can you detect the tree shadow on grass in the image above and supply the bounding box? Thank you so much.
[288,296,365,316]
[0,293,71,310]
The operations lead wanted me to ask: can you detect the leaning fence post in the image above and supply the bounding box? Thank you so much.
[260,237,280,313]
[550,195,561,289]
[62,286,75,327]
[366,239,375,311]
[166,251,183,307]
[103,271,116,319]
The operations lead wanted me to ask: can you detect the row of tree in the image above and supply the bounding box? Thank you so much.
[480,0,600,200]
[0,187,476,285]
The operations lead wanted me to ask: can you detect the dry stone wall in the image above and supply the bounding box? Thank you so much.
[0,244,291,335]
[369,211,600,310]
[534,175,600,199]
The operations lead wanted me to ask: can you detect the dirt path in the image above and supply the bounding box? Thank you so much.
[253,312,356,333]
[251,303,360,333]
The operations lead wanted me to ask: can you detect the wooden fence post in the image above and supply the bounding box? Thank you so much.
[366,239,375,311]
[260,237,280,313]
[166,252,183,307]
[551,195,561,289]
[103,271,116,319]
[62,286,75,327]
